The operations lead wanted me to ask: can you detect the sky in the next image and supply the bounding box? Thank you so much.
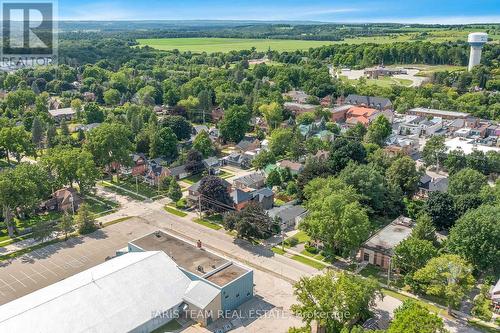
[57,0,500,23]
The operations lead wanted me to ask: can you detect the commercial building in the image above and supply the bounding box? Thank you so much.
[128,231,253,313]
[358,216,414,269]
[407,107,469,120]
[0,232,253,332]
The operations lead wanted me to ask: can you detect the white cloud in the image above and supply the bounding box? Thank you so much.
[328,15,500,24]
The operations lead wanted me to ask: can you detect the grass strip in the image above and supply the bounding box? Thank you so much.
[164,206,188,217]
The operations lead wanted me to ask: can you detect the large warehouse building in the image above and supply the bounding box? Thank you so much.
[0,231,253,333]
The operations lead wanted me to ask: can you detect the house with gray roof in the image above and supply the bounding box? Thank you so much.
[345,94,392,111]
[418,174,448,198]
[233,171,266,190]
[267,204,308,230]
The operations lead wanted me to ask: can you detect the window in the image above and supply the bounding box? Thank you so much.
[363,253,370,261]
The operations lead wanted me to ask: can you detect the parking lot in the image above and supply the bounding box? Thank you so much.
[0,218,156,305]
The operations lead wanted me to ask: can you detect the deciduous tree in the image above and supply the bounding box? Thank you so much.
[301,177,370,256]
[447,205,500,273]
[413,254,475,315]
[388,300,446,333]
[291,271,381,332]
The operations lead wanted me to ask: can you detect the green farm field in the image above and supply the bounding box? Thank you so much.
[137,29,500,53]
[136,38,337,52]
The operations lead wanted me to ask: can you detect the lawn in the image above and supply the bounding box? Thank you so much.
[342,76,413,88]
[300,249,325,261]
[182,173,204,185]
[183,171,233,185]
[136,38,338,53]
[412,64,467,77]
[110,177,162,198]
[289,231,311,244]
[85,195,119,215]
[291,255,328,270]
[272,247,286,255]
[164,206,188,217]
[192,218,223,230]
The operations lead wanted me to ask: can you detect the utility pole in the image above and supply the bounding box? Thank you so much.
[198,195,202,219]
[387,258,391,286]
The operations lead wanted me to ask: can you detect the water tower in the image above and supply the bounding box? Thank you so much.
[467,32,488,71]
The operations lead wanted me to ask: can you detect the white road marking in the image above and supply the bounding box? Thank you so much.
[38,262,57,276]
[0,278,16,292]
[20,271,37,284]
[31,267,47,280]
[9,274,27,288]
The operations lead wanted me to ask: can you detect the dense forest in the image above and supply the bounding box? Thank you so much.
[58,21,500,41]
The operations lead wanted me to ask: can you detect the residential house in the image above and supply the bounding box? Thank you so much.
[385,135,420,157]
[267,204,307,230]
[283,90,309,104]
[187,178,231,205]
[128,153,148,176]
[231,187,274,211]
[251,188,274,210]
[329,105,352,123]
[284,102,317,115]
[74,123,101,132]
[358,216,414,269]
[165,164,189,180]
[41,188,83,213]
[277,160,304,175]
[233,171,266,190]
[222,153,252,169]
[203,157,221,175]
[48,107,76,122]
[236,137,260,153]
[192,125,209,136]
[346,107,382,127]
[320,95,333,107]
[344,94,393,111]
[143,158,184,185]
[418,174,449,198]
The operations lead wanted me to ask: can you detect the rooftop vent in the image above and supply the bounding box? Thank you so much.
[197,265,205,273]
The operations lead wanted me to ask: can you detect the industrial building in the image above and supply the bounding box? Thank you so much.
[0,231,253,333]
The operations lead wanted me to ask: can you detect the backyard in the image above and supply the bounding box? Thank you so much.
[0,195,118,245]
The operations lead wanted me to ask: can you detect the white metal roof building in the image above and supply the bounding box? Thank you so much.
[0,251,214,333]
[48,107,76,118]
[407,107,469,120]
